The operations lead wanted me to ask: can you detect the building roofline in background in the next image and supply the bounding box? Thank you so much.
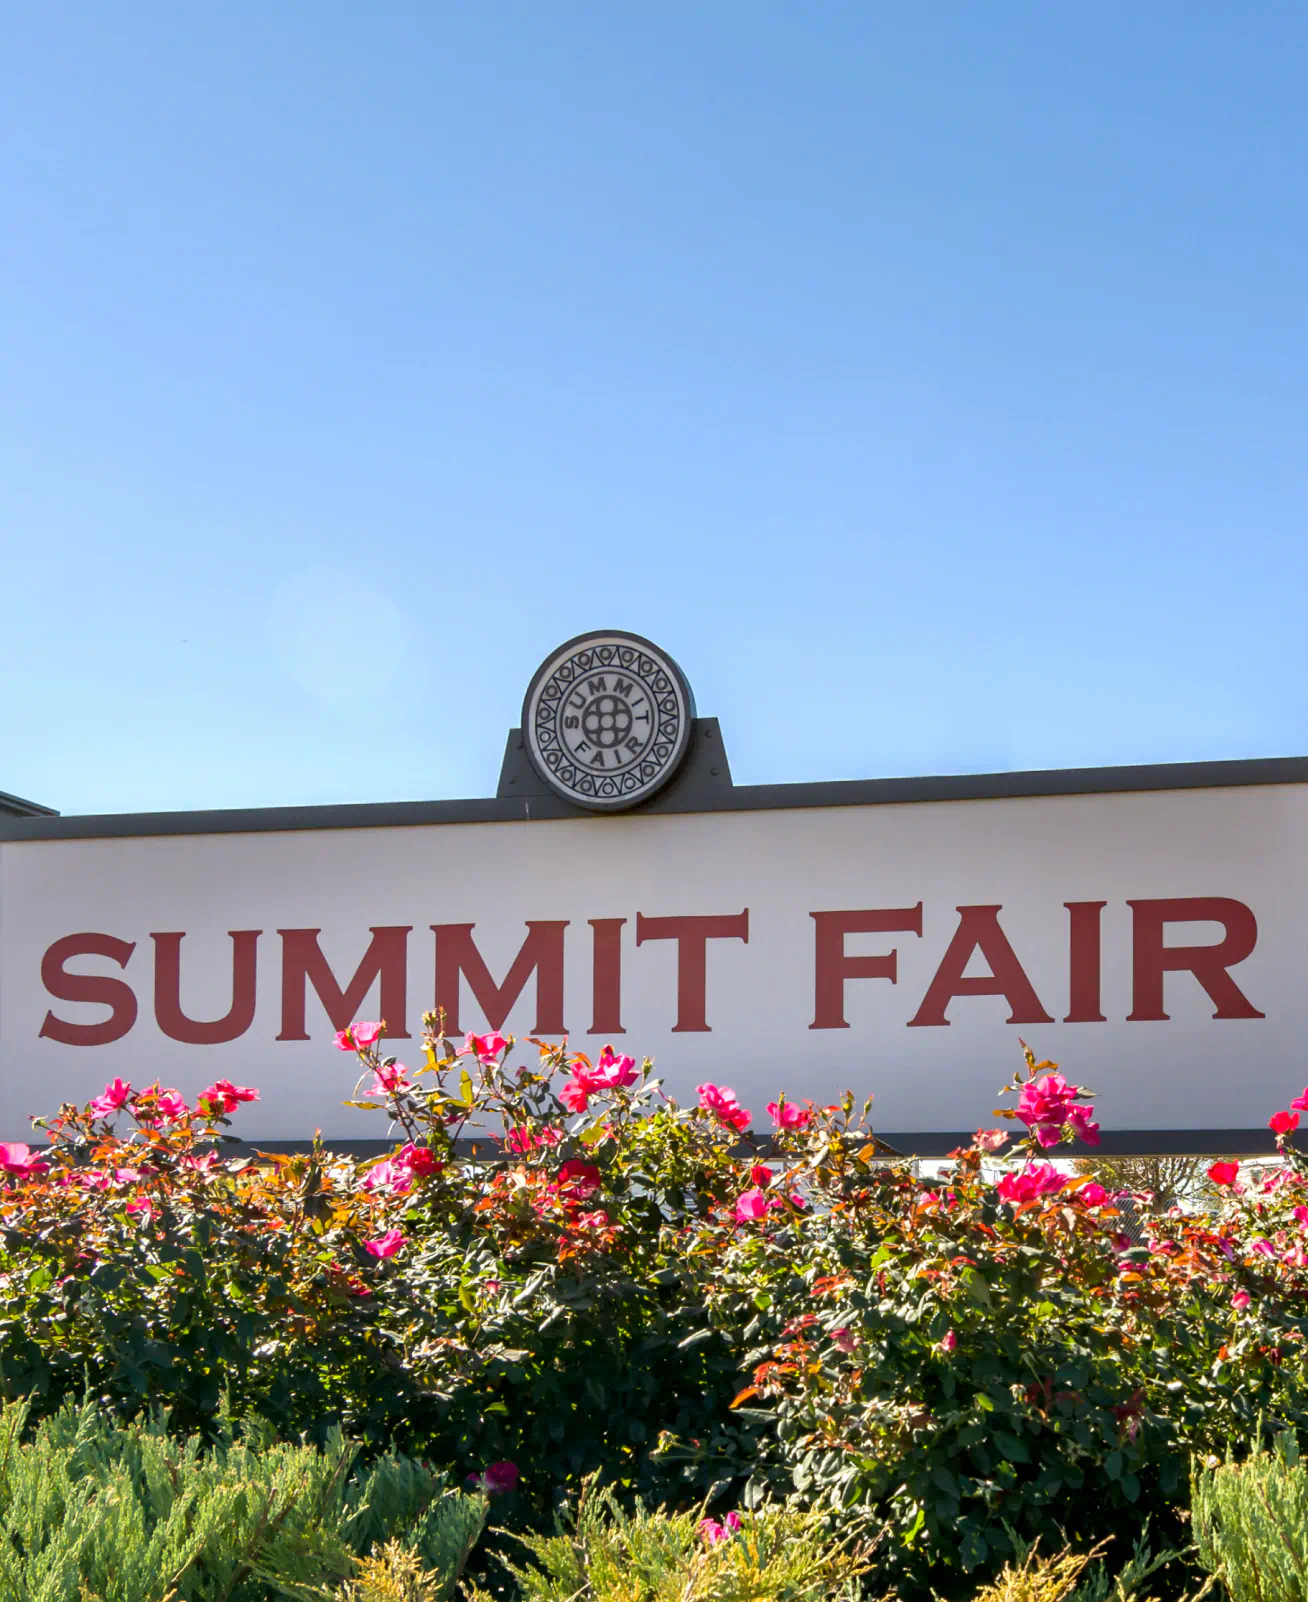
[201,1126,1285,1160]
[0,750,1305,844]
[0,789,59,821]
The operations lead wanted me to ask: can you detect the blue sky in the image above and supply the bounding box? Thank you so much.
[3,4,1306,815]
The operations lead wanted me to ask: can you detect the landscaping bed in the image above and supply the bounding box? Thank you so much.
[1,1023,1305,1598]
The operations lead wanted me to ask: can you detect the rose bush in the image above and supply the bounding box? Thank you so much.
[0,1034,773,1505]
[2,1028,1308,1595]
[686,1055,1308,1592]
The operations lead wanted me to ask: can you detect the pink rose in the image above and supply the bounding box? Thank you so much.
[735,1188,771,1223]
[364,1229,407,1259]
[556,1160,601,1198]
[698,1512,741,1544]
[369,1063,413,1097]
[125,1196,155,1223]
[509,1124,563,1150]
[589,1047,639,1089]
[749,1163,773,1188]
[1270,1110,1300,1136]
[397,1143,440,1176]
[1208,1161,1240,1187]
[1232,1290,1251,1310]
[697,1083,751,1132]
[155,1090,189,1122]
[830,1326,857,1353]
[997,1163,1066,1204]
[557,1049,639,1103]
[560,1077,592,1114]
[199,1080,259,1115]
[334,1021,384,1051]
[0,1143,48,1177]
[460,1031,509,1062]
[939,1329,958,1353]
[364,1143,441,1194]
[88,1078,132,1117]
[975,1129,1009,1153]
[1016,1073,1074,1131]
[1291,1089,1308,1112]
[1015,1074,1098,1148]
[766,1099,813,1131]
[362,1158,413,1196]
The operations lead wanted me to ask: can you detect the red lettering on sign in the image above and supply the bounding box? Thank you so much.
[1126,897,1264,1021]
[908,905,1053,1027]
[277,926,412,1040]
[809,905,924,1029]
[39,933,138,1046]
[433,922,568,1034]
[635,910,749,1032]
[588,918,626,1035]
[152,931,261,1044]
[1064,901,1108,1022]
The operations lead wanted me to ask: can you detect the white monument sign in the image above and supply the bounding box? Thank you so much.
[1,631,1302,1153]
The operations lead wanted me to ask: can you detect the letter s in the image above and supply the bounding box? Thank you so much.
[39,933,138,1045]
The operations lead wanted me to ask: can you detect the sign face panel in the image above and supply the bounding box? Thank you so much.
[522,631,696,810]
[1,782,1303,1147]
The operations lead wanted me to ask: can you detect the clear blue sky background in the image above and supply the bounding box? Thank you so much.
[4,4,1306,815]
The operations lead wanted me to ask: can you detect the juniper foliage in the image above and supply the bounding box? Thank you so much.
[467,1478,875,1602]
[1193,1432,1308,1602]
[0,1400,487,1602]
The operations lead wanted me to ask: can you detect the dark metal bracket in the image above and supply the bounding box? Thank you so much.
[496,716,734,814]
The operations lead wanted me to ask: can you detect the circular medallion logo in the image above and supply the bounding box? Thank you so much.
[522,631,696,810]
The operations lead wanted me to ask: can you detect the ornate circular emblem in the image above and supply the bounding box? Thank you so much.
[522,631,696,811]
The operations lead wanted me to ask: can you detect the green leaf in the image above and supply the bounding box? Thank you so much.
[960,1527,990,1569]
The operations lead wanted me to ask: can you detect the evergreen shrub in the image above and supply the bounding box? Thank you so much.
[1193,1432,1308,1602]
[0,1397,486,1602]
